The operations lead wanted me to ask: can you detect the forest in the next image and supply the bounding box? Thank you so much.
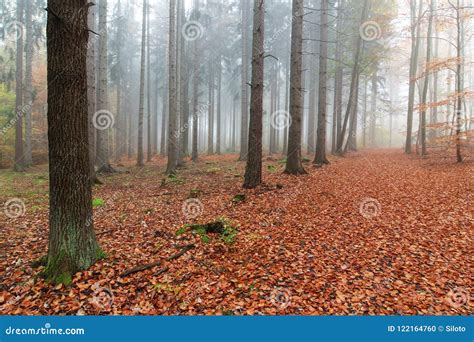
[0,0,472,316]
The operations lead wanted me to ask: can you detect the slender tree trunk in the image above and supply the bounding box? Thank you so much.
[24,2,33,167]
[420,0,434,157]
[285,0,306,175]
[239,0,250,161]
[45,0,101,284]
[137,0,147,166]
[455,0,463,163]
[243,0,265,189]
[146,0,152,163]
[216,57,222,154]
[405,0,423,154]
[166,0,178,174]
[96,0,113,172]
[87,3,100,184]
[207,62,214,155]
[314,0,329,166]
[283,52,290,154]
[332,0,344,154]
[13,0,24,172]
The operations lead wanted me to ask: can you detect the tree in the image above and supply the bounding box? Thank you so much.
[137,0,147,167]
[13,0,24,172]
[87,2,100,184]
[314,0,329,166]
[405,0,423,154]
[44,0,102,284]
[243,0,265,189]
[24,1,33,167]
[166,0,178,174]
[96,0,114,172]
[239,0,250,161]
[285,0,306,175]
[420,0,434,157]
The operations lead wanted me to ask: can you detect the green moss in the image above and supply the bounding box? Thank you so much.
[92,198,105,207]
[31,255,48,268]
[96,248,107,260]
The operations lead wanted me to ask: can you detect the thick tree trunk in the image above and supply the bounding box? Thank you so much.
[13,0,24,172]
[45,0,101,284]
[243,0,265,189]
[285,0,306,175]
[314,0,329,166]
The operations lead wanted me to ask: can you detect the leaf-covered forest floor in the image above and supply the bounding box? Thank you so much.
[0,149,472,315]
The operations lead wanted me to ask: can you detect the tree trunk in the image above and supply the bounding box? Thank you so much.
[216,57,222,155]
[166,0,178,174]
[285,0,306,175]
[137,0,147,166]
[405,0,423,154]
[24,1,33,167]
[314,0,329,166]
[45,0,101,284]
[96,0,113,172]
[13,0,24,172]
[239,0,250,161]
[87,3,100,184]
[146,0,152,163]
[243,0,265,189]
[207,61,214,155]
[420,0,434,157]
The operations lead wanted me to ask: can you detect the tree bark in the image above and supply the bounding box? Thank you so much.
[243,0,265,189]
[137,0,147,166]
[239,0,250,161]
[45,0,101,284]
[285,0,306,175]
[314,0,329,166]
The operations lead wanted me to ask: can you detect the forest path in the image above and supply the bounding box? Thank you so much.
[0,150,472,315]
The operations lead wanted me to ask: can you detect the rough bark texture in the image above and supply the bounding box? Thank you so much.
[243,0,265,189]
[45,0,101,284]
[314,0,329,166]
[285,0,306,175]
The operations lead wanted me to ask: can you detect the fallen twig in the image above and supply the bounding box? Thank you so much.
[120,244,195,277]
